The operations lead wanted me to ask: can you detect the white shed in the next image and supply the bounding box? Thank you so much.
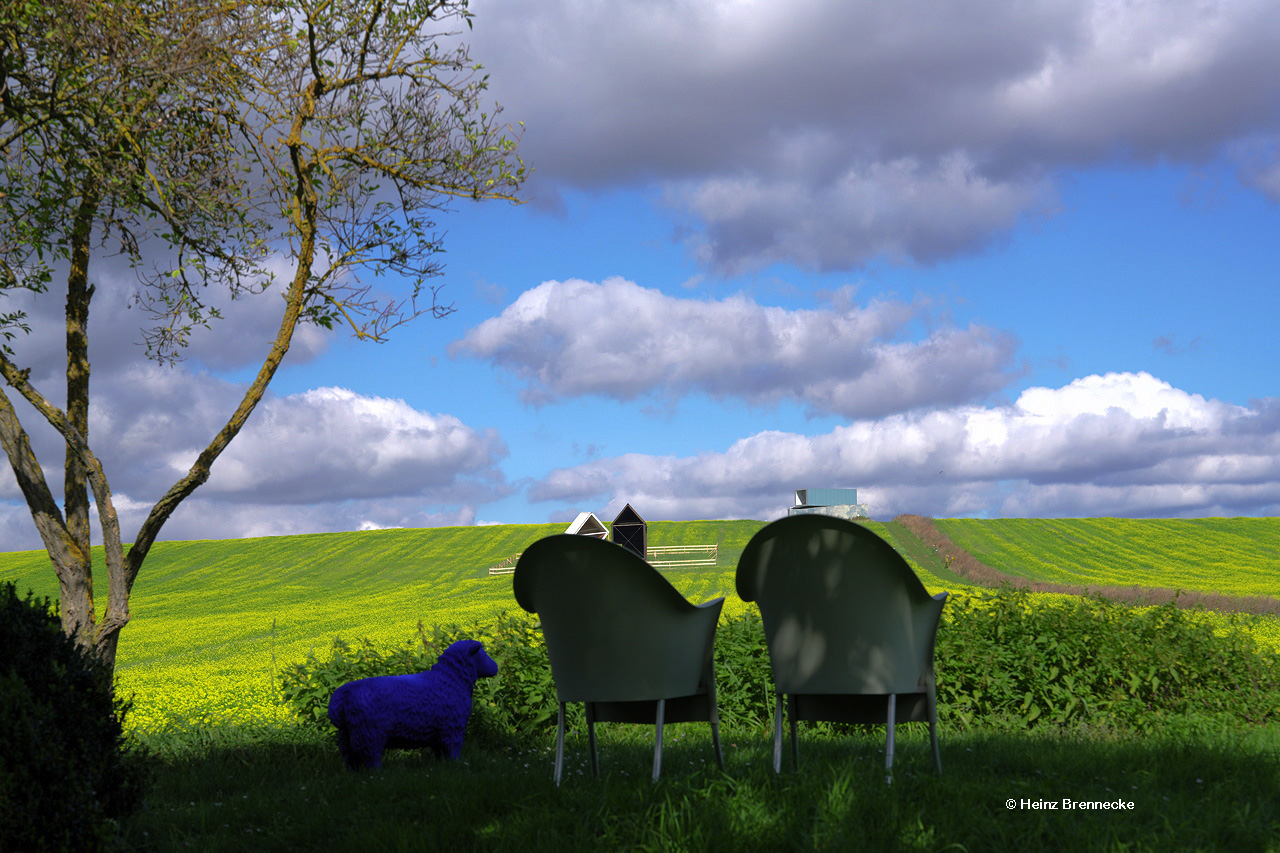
[564,511,608,539]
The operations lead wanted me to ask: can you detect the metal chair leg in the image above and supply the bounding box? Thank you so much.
[789,695,799,771]
[707,672,724,770]
[587,702,600,778]
[710,714,724,770]
[652,698,666,782]
[772,693,784,773]
[554,701,567,786]
[885,694,896,785]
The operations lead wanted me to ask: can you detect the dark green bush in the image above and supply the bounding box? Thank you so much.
[280,588,1280,745]
[710,609,774,730]
[0,582,150,852]
[278,635,433,728]
[936,585,1280,731]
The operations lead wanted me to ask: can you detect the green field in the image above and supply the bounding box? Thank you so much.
[2,516,1278,731]
[935,517,1280,597]
[0,520,772,729]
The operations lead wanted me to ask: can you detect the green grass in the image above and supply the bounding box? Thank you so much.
[935,517,1280,597]
[877,519,975,588]
[117,721,1280,851]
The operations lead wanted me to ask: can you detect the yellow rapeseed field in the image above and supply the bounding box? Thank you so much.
[2,518,1275,732]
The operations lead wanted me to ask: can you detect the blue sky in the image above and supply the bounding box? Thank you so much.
[3,0,1280,548]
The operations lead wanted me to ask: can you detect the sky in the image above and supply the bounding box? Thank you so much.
[3,0,1280,549]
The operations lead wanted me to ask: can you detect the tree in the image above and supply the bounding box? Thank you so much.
[0,0,525,680]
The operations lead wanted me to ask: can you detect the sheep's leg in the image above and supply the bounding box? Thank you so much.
[336,727,356,769]
[346,728,385,770]
[438,730,465,761]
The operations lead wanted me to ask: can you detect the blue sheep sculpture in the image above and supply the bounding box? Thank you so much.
[328,639,499,770]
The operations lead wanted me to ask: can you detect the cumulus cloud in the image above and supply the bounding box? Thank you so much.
[121,497,482,544]
[0,235,513,550]
[93,375,508,508]
[0,358,509,549]
[183,387,507,504]
[452,277,1020,416]
[674,155,1055,272]
[526,372,1280,521]
[469,0,1280,270]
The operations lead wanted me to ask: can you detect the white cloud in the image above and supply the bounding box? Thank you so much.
[186,386,507,504]
[0,363,508,548]
[0,217,512,557]
[79,372,508,508]
[469,0,1280,270]
[526,372,1280,520]
[151,498,481,543]
[452,277,1020,416]
[73,496,481,548]
[0,241,506,550]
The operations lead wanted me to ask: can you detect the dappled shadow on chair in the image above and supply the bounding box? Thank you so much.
[514,534,724,784]
[736,514,947,782]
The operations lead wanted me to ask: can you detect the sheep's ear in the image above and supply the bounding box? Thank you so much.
[466,641,483,674]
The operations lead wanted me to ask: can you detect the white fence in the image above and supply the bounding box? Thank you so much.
[487,544,718,576]
[487,553,521,575]
[646,544,718,569]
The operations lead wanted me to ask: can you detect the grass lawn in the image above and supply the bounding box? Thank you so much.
[118,721,1280,851]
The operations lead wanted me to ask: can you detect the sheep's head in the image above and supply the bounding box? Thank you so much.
[443,639,499,681]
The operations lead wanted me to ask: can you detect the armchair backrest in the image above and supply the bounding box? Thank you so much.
[514,534,723,704]
[736,515,946,696]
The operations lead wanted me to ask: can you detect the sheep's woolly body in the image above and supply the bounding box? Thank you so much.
[328,639,498,770]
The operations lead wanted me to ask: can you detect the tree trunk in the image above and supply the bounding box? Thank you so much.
[63,186,98,651]
[0,388,96,646]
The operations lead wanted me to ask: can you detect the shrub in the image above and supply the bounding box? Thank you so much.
[936,585,1280,730]
[278,635,434,729]
[280,588,1280,746]
[710,609,774,730]
[0,582,150,852]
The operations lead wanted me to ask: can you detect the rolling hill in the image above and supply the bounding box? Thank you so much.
[2,516,1277,730]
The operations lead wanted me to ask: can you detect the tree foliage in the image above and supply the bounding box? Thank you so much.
[0,0,525,677]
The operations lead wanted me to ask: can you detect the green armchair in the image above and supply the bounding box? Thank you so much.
[736,514,947,780]
[514,534,725,784]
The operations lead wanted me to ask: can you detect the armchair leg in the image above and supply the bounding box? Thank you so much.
[555,701,567,786]
[710,714,724,771]
[788,695,799,771]
[772,694,784,773]
[652,698,666,783]
[707,674,724,770]
[587,702,600,778]
[885,694,896,785]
